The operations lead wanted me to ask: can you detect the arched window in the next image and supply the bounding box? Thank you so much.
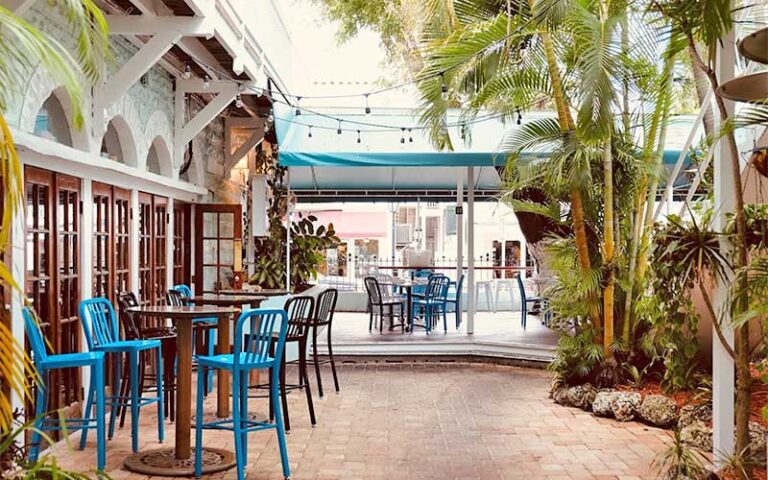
[145,137,171,177]
[100,121,124,163]
[34,94,72,146]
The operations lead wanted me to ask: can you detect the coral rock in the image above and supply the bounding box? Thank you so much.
[612,392,641,422]
[677,403,712,430]
[749,421,767,466]
[592,390,617,417]
[552,387,570,406]
[566,384,598,410]
[680,421,713,452]
[638,394,678,428]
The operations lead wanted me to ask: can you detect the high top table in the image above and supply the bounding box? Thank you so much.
[123,305,238,477]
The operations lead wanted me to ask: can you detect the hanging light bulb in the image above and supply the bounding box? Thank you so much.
[440,72,449,101]
[516,107,523,125]
[295,97,302,116]
[356,129,361,144]
[203,75,211,89]
[460,123,466,141]
[408,128,413,143]
[364,94,371,115]
[337,119,342,135]
[400,127,406,144]
[267,108,274,123]
[235,93,243,108]
[183,64,192,80]
[308,125,313,138]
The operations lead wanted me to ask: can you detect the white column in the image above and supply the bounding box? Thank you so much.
[166,197,175,289]
[467,166,475,334]
[190,204,197,293]
[9,169,26,414]
[80,179,93,397]
[456,170,464,282]
[712,24,737,463]
[130,189,141,299]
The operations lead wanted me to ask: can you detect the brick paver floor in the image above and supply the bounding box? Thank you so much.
[48,363,670,479]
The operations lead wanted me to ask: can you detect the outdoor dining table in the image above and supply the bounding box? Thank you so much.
[210,288,289,297]
[122,305,239,477]
[377,279,427,330]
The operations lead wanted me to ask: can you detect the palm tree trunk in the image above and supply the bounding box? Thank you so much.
[688,37,751,475]
[621,49,675,345]
[541,28,602,333]
[602,138,615,358]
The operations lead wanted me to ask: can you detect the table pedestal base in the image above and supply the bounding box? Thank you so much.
[123,447,235,476]
[191,410,267,427]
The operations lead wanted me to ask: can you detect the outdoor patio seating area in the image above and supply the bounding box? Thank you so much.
[4,0,768,479]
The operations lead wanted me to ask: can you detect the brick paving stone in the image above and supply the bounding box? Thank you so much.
[44,363,670,479]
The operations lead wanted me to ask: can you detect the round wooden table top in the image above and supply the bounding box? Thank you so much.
[214,288,289,297]
[126,305,238,318]
[188,294,266,306]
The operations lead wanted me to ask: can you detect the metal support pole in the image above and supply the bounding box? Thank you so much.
[712,24,737,463]
[285,168,292,292]
[467,166,475,334]
[456,170,464,283]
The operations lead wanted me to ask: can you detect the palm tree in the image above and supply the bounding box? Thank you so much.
[0,1,109,436]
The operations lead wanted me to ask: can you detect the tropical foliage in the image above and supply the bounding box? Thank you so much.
[249,163,340,291]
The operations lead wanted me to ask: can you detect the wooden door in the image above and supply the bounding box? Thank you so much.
[195,204,242,292]
[113,188,131,298]
[138,193,154,306]
[173,201,191,287]
[24,166,82,414]
[152,196,168,302]
[92,182,113,300]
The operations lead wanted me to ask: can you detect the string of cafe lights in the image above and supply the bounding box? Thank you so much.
[176,0,563,139]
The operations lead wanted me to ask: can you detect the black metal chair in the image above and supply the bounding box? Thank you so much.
[310,289,340,398]
[116,291,177,422]
[256,295,317,432]
[364,277,405,333]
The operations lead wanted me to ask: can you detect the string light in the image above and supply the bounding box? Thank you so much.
[337,119,342,135]
[408,128,413,143]
[267,108,274,123]
[400,127,406,144]
[356,129,361,143]
[235,93,243,108]
[364,94,371,115]
[308,125,312,138]
[295,97,302,116]
[203,75,210,89]
[440,72,449,101]
[516,107,522,125]
[460,123,466,141]
[183,64,192,80]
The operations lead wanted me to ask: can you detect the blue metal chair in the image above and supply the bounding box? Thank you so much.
[171,284,216,394]
[446,274,465,330]
[194,308,291,480]
[79,297,164,453]
[516,273,550,328]
[410,275,450,333]
[23,307,106,472]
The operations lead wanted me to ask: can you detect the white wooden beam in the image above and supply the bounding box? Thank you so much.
[177,37,227,80]
[98,30,181,110]
[178,85,238,147]
[225,130,263,171]
[177,78,260,94]
[106,15,213,36]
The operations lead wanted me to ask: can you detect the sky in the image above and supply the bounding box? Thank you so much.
[278,0,417,109]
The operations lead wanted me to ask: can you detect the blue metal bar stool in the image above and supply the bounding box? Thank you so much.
[79,297,164,453]
[23,307,106,472]
[516,273,551,328]
[194,308,291,480]
[172,284,216,394]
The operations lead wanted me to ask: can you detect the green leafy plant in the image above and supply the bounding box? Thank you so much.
[651,428,707,479]
[548,328,604,385]
[250,164,339,291]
